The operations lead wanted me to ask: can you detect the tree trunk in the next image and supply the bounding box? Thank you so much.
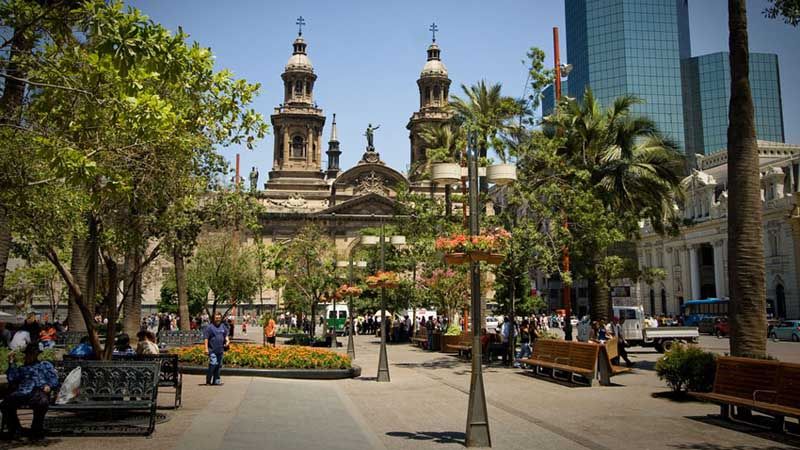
[0,208,11,300]
[588,276,610,322]
[174,247,190,330]
[68,237,88,331]
[727,0,767,358]
[101,256,118,360]
[122,248,144,338]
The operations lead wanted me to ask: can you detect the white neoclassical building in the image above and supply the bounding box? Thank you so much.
[637,140,800,320]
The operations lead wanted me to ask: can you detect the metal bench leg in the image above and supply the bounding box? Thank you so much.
[720,404,730,419]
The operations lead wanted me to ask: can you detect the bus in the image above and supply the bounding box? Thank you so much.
[681,298,728,326]
[326,304,349,335]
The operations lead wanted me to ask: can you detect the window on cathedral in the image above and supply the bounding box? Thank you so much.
[770,232,779,257]
[433,86,440,103]
[291,135,305,158]
[306,81,312,96]
[294,80,303,96]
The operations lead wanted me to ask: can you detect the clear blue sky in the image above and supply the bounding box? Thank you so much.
[127,0,799,177]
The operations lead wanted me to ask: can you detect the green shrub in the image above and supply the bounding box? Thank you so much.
[444,324,462,336]
[0,347,59,372]
[655,343,717,392]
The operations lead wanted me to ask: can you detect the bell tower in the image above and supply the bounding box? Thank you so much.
[267,18,328,192]
[406,23,453,181]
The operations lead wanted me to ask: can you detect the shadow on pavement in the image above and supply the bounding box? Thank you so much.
[386,430,465,445]
[683,415,800,449]
[516,370,599,388]
[0,438,63,449]
[395,358,465,370]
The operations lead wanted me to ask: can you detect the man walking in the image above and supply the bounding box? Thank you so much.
[612,317,633,367]
[204,312,230,386]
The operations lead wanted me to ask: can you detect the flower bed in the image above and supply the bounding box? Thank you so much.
[173,343,351,370]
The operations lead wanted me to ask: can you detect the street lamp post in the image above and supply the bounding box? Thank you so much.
[465,132,491,447]
[364,219,405,383]
[338,251,367,360]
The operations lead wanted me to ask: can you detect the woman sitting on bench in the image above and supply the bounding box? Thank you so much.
[1,343,59,441]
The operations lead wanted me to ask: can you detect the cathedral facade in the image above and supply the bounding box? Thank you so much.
[246,30,457,310]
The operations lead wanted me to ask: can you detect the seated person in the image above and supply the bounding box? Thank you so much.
[38,324,57,350]
[68,336,95,359]
[112,333,135,355]
[136,330,160,355]
[1,343,59,440]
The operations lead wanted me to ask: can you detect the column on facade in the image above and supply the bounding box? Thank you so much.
[663,246,674,315]
[283,126,290,165]
[689,244,701,300]
[273,125,281,169]
[713,239,726,298]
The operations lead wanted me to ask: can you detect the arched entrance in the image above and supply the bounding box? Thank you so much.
[649,289,656,315]
[776,284,786,319]
[661,289,668,315]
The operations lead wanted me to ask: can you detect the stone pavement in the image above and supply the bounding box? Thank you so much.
[3,329,798,450]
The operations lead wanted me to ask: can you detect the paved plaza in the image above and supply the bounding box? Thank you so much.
[3,331,799,450]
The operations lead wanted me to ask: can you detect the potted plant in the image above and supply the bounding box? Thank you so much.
[337,284,363,297]
[435,228,511,265]
[486,143,517,185]
[366,271,400,289]
[428,147,461,184]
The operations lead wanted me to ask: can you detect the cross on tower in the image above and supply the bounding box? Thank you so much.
[296,16,306,36]
[429,22,438,42]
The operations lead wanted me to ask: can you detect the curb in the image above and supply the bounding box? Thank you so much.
[180,364,361,380]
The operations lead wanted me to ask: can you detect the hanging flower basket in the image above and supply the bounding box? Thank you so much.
[366,271,400,289]
[337,284,363,297]
[444,253,468,265]
[486,163,517,185]
[361,235,380,245]
[470,251,505,265]
[431,162,462,184]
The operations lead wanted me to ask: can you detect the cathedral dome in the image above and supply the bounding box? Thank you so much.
[421,42,447,77]
[285,36,313,71]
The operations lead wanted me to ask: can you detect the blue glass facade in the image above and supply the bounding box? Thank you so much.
[565,0,690,151]
[541,80,568,118]
[682,52,785,155]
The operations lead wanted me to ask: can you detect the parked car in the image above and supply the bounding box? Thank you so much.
[485,316,499,333]
[714,317,729,338]
[769,320,800,342]
[698,317,718,335]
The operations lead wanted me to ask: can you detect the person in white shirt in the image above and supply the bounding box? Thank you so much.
[9,330,31,351]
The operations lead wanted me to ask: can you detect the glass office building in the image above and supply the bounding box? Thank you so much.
[541,80,568,118]
[682,52,785,155]
[564,0,690,151]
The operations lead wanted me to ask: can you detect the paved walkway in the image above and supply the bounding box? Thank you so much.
[5,329,799,449]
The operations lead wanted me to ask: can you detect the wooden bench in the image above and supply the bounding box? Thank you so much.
[597,337,632,385]
[519,339,601,386]
[157,330,203,348]
[64,353,182,409]
[691,356,800,432]
[449,332,473,358]
[411,328,428,349]
[2,360,162,436]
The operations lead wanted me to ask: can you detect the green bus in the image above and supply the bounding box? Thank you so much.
[326,304,349,335]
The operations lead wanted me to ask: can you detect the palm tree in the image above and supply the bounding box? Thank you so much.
[726,0,767,358]
[450,80,521,163]
[544,90,685,321]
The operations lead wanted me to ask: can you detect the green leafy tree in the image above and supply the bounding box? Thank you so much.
[2,1,266,356]
[187,234,260,316]
[272,224,338,338]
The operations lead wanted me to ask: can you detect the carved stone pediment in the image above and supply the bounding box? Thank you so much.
[353,170,389,196]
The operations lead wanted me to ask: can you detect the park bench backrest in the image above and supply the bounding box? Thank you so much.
[532,339,555,362]
[713,357,781,403]
[459,332,472,345]
[776,362,800,409]
[57,360,161,403]
[604,338,619,361]
[56,331,87,347]
[158,330,203,347]
[567,342,600,372]
[111,354,180,387]
[551,341,571,365]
